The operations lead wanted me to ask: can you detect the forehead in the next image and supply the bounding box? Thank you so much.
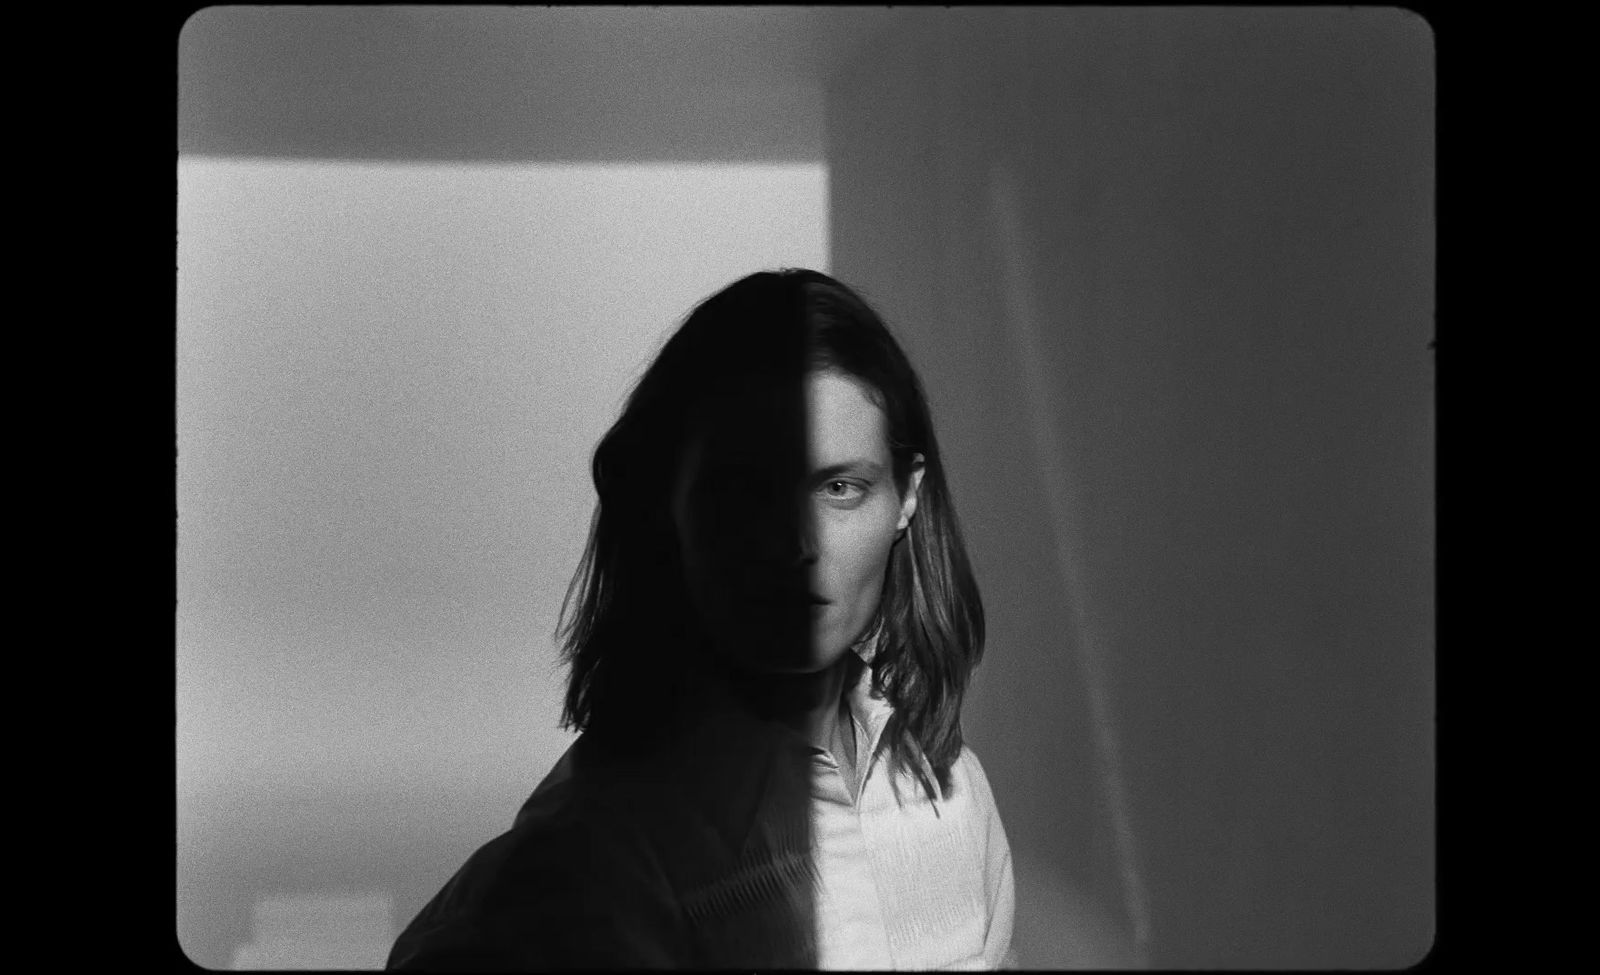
[807,370,888,463]
[676,369,888,487]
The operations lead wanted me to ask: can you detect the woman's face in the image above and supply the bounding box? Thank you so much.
[673,369,924,675]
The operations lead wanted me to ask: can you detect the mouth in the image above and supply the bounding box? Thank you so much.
[739,587,828,609]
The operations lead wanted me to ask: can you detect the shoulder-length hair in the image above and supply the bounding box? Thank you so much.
[555,268,984,798]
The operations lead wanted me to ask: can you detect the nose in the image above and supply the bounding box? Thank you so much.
[792,503,819,567]
[741,510,814,582]
[793,530,817,567]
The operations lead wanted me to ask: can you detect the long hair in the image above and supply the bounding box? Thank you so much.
[555,269,984,797]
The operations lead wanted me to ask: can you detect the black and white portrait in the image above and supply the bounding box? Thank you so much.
[177,7,1434,969]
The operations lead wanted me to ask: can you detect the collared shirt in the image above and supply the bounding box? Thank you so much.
[388,654,1015,970]
[806,653,1015,969]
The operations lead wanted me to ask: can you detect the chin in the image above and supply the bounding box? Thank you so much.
[742,635,852,676]
[707,610,858,676]
[798,641,861,675]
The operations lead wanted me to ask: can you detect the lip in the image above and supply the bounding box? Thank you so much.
[740,587,826,607]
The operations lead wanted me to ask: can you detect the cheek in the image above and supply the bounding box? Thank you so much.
[821,510,900,602]
[674,507,730,626]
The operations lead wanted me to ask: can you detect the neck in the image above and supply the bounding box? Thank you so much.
[725,653,859,755]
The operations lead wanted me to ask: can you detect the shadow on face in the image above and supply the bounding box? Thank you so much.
[673,369,919,677]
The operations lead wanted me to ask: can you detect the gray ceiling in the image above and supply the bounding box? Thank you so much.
[179,6,911,162]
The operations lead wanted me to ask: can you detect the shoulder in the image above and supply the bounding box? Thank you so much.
[389,767,682,969]
[941,745,1010,862]
[947,743,1001,810]
[407,790,656,914]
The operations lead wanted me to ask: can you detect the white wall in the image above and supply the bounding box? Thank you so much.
[177,158,827,968]
[826,8,1433,968]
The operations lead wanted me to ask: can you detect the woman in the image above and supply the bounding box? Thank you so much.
[389,269,1015,969]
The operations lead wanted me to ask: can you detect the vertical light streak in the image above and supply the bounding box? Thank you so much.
[982,161,1154,954]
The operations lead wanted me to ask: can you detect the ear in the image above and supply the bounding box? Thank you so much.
[897,453,926,532]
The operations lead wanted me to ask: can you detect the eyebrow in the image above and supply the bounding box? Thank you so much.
[812,459,887,480]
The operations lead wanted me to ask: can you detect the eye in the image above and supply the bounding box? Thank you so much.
[817,479,867,506]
